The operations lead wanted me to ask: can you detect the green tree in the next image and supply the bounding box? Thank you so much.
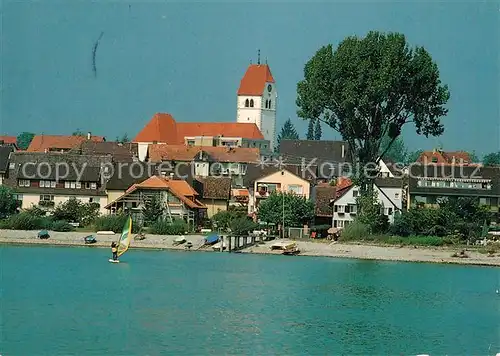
[276,118,300,151]
[16,132,35,150]
[257,192,315,227]
[72,129,85,136]
[405,149,424,165]
[115,133,130,143]
[0,186,18,219]
[379,133,407,163]
[356,190,389,234]
[483,152,500,166]
[468,151,479,163]
[296,31,450,191]
[314,119,322,140]
[142,194,164,225]
[52,198,100,225]
[229,217,258,236]
[306,119,315,140]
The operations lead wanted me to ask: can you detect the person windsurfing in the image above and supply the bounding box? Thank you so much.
[111,242,118,261]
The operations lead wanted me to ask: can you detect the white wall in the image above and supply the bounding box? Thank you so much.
[236,81,277,151]
[21,193,108,215]
[332,185,403,228]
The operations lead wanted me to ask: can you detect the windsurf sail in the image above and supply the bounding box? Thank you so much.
[117,215,132,257]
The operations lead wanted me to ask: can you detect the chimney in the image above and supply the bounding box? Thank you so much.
[44,148,48,153]
[169,172,174,180]
[432,148,436,154]
[451,156,456,164]
[87,132,91,140]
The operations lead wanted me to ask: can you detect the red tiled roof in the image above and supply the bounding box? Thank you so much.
[27,135,105,152]
[124,176,205,209]
[148,144,260,163]
[237,64,275,96]
[0,136,17,144]
[418,150,473,165]
[133,113,264,143]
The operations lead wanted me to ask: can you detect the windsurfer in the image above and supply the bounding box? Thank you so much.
[111,242,118,261]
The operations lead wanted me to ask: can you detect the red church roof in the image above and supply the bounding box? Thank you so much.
[133,113,265,143]
[237,64,275,96]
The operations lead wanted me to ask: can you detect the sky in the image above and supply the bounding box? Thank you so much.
[1,0,499,157]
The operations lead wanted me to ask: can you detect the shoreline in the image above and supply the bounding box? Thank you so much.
[1,230,499,267]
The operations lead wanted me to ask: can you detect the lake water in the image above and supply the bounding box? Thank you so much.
[1,245,499,355]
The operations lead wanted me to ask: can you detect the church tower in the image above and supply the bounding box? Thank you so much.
[236,52,277,150]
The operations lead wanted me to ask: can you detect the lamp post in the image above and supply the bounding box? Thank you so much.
[282,191,285,239]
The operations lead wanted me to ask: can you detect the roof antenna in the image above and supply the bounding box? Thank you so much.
[265,57,268,65]
[257,49,260,65]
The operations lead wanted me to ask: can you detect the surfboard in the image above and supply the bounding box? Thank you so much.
[108,259,120,263]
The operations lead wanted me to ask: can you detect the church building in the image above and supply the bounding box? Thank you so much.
[236,55,277,151]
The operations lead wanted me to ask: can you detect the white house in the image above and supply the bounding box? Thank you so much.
[331,178,403,228]
[236,61,277,151]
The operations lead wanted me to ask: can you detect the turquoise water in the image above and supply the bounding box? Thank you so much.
[1,246,499,355]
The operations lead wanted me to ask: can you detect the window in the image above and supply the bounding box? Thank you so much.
[288,185,303,195]
[250,99,254,107]
[39,195,54,201]
[479,197,491,206]
[245,99,249,107]
[76,182,81,189]
[337,205,345,213]
[268,100,272,109]
[417,180,423,187]
[167,194,180,203]
[352,190,358,198]
[265,100,268,108]
[90,183,97,189]
[40,180,55,188]
[187,140,195,146]
[394,193,400,199]
[18,180,30,187]
[348,204,357,213]
[388,207,393,215]
[9,163,15,169]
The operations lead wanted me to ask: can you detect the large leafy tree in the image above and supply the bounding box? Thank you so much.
[16,132,35,150]
[297,31,450,190]
[483,152,500,166]
[257,192,315,227]
[276,118,300,151]
[379,133,407,163]
[306,120,315,140]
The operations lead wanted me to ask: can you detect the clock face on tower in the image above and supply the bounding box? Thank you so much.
[267,84,272,92]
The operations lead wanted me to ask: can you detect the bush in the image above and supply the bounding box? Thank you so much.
[52,198,100,226]
[338,221,370,241]
[229,217,258,236]
[51,220,75,232]
[94,214,141,233]
[6,212,52,230]
[150,219,187,235]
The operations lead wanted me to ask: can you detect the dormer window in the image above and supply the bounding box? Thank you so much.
[431,157,438,163]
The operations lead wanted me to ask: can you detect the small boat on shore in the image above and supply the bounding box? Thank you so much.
[173,235,186,245]
[282,242,300,255]
[84,235,97,244]
[212,241,227,251]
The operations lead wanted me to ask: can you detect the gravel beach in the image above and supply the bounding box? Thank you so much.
[1,229,499,267]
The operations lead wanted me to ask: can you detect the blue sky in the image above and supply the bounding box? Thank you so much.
[1,0,498,156]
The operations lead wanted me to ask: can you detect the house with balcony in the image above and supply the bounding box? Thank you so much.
[4,152,112,213]
[104,175,206,228]
[147,144,259,178]
[133,113,270,160]
[330,177,404,229]
[247,168,311,216]
[408,164,500,220]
